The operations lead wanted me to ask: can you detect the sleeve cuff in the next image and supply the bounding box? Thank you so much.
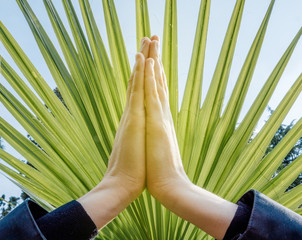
[223,201,251,240]
[36,200,98,240]
[235,189,302,240]
[0,199,99,240]
[0,199,48,240]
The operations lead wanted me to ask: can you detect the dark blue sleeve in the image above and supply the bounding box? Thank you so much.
[223,201,252,240]
[0,199,98,240]
[0,199,47,240]
[36,200,98,240]
[226,189,302,240]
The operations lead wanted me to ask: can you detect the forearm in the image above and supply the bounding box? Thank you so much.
[157,180,238,240]
[77,177,133,230]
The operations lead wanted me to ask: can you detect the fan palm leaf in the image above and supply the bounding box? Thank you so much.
[1,0,301,239]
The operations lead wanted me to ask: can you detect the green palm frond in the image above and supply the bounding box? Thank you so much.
[1,0,301,239]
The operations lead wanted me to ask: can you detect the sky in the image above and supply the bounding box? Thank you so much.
[0,0,302,199]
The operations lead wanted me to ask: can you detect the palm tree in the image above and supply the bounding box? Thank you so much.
[0,0,301,239]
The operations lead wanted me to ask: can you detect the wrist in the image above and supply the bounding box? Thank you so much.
[151,179,237,240]
[148,174,192,206]
[102,171,145,201]
[78,176,138,230]
[95,175,141,209]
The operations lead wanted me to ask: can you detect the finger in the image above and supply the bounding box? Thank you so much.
[129,52,145,110]
[145,58,161,115]
[139,37,151,58]
[160,60,168,94]
[126,42,147,107]
[150,35,160,41]
[149,38,160,60]
[119,52,141,143]
[149,40,166,103]
[126,72,134,105]
[149,40,162,84]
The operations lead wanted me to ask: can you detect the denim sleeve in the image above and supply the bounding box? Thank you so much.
[0,199,47,240]
[231,189,302,240]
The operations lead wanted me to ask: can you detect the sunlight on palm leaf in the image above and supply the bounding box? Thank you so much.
[0,0,301,239]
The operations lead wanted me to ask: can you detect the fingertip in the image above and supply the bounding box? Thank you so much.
[139,37,151,58]
[149,40,160,58]
[136,52,145,62]
[140,37,151,49]
[146,58,154,67]
[141,37,151,44]
[151,35,160,41]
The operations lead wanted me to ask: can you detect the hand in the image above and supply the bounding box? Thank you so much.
[104,41,149,200]
[78,38,151,229]
[145,36,237,240]
[145,36,190,201]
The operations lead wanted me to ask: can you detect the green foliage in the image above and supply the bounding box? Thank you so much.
[0,195,20,220]
[0,193,31,219]
[265,108,302,190]
[0,0,302,239]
